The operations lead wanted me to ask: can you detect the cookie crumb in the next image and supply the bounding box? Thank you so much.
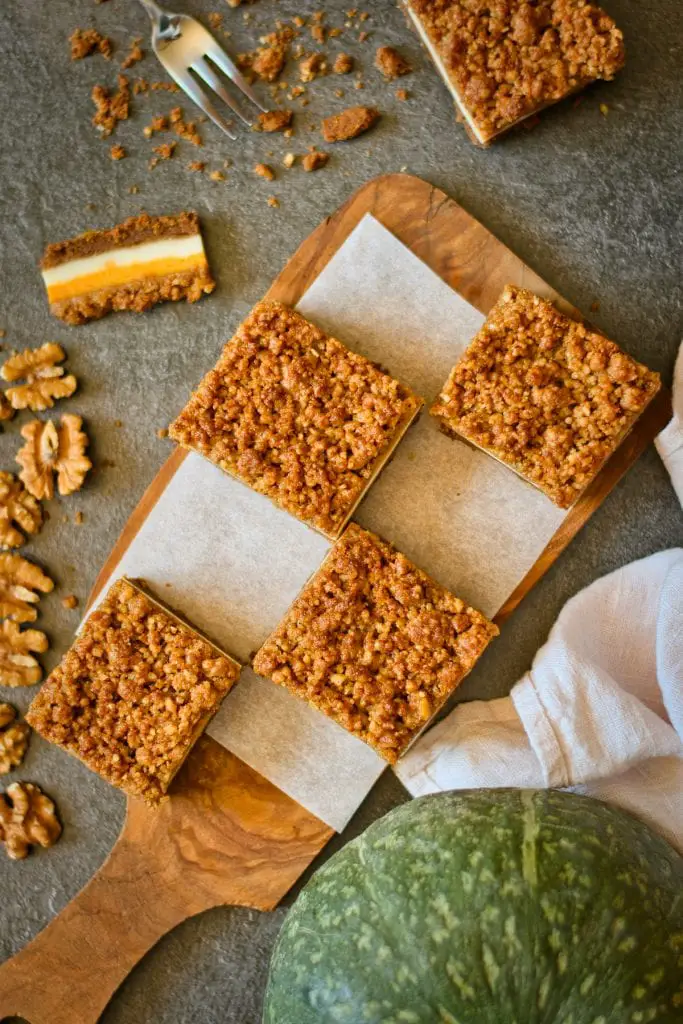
[321,105,379,142]
[110,144,126,160]
[75,511,85,525]
[70,28,112,61]
[209,170,225,181]
[188,160,206,172]
[375,45,411,79]
[92,75,130,137]
[254,162,275,181]
[62,594,79,610]
[299,52,327,82]
[396,87,409,101]
[121,36,145,70]
[283,152,296,168]
[156,427,168,439]
[257,109,293,132]
[267,196,280,208]
[302,150,329,171]
[333,53,354,74]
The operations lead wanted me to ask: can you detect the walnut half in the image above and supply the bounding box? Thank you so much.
[0,782,61,859]
[0,619,49,685]
[0,703,30,775]
[1,343,78,412]
[0,553,54,623]
[0,471,43,549]
[16,414,92,500]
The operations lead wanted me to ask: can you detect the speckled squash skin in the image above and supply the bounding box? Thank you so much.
[264,789,683,1024]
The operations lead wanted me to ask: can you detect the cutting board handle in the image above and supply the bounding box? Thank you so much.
[0,825,208,1024]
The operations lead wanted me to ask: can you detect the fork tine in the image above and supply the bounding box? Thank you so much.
[191,56,254,127]
[204,45,267,113]
[166,65,237,140]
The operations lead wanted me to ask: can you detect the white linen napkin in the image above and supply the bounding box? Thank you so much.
[395,345,683,853]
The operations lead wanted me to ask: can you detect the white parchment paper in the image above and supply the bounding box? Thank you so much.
[95,214,567,831]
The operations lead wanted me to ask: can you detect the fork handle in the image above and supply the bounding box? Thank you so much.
[137,0,168,21]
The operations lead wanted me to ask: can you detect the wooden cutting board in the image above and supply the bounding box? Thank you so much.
[0,173,670,1024]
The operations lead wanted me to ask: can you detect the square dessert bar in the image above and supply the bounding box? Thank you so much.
[403,0,625,145]
[169,301,422,539]
[431,285,661,509]
[41,211,215,325]
[26,578,240,802]
[253,524,498,763]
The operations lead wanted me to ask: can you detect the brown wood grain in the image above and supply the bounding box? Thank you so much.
[0,173,668,1024]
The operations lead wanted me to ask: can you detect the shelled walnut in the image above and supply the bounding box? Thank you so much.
[0,704,30,774]
[1,343,78,412]
[0,472,43,549]
[0,619,49,686]
[0,553,54,623]
[0,782,61,860]
[16,414,92,500]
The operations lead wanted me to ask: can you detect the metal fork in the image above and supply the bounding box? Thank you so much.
[138,0,267,140]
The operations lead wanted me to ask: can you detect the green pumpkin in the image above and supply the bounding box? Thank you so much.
[264,789,683,1024]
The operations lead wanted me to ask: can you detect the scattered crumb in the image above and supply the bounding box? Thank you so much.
[334,88,345,98]
[238,28,293,83]
[207,12,223,30]
[375,45,412,80]
[302,150,329,172]
[128,183,139,193]
[257,109,293,132]
[396,88,409,101]
[267,196,280,208]
[600,103,609,116]
[75,511,84,525]
[354,79,365,90]
[359,30,370,42]
[110,144,126,160]
[92,75,130,137]
[62,595,78,610]
[151,80,180,92]
[299,53,327,82]
[310,23,325,44]
[333,53,354,75]
[283,152,296,168]
[149,141,176,168]
[188,160,206,172]
[143,113,169,137]
[114,419,123,427]
[0,331,5,339]
[70,28,112,61]
[156,427,169,439]
[590,301,600,313]
[209,170,225,181]
[121,37,145,70]
[133,77,149,94]
[254,162,275,181]
[321,105,379,142]
[170,107,202,145]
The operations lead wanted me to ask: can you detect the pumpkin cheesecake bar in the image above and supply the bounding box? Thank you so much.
[40,211,215,325]
[27,577,240,802]
[253,524,498,763]
[431,285,661,508]
[169,301,422,539]
[403,0,625,145]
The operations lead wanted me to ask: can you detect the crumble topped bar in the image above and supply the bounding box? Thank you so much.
[26,578,240,802]
[432,285,660,508]
[405,0,624,144]
[169,301,422,538]
[41,211,215,325]
[253,524,498,763]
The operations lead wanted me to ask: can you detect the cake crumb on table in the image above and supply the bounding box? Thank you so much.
[110,144,126,159]
[91,75,130,137]
[333,53,354,74]
[209,169,225,181]
[61,594,78,610]
[254,162,275,180]
[431,285,661,508]
[121,36,145,70]
[267,196,280,208]
[26,578,241,803]
[302,149,329,171]
[257,109,293,132]
[374,45,412,79]
[253,524,498,762]
[321,105,379,142]
[70,28,112,61]
[299,53,327,82]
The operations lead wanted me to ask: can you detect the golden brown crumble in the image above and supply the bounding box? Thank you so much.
[283,152,296,168]
[406,0,624,144]
[0,620,48,687]
[238,28,294,83]
[209,170,226,181]
[143,113,168,136]
[27,578,241,802]
[0,704,30,775]
[70,28,112,61]
[375,45,412,79]
[121,36,145,70]
[254,524,498,762]
[91,74,130,137]
[110,143,126,159]
[74,511,85,525]
[0,782,61,860]
[302,149,329,171]
[0,554,53,624]
[62,594,79,610]
[299,52,327,82]
[188,160,206,172]
[2,343,77,412]
[321,105,379,142]
[431,286,660,508]
[149,141,177,168]
[333,52,354,74]
[0,472,43,550]
[267,196,280,207]
[17,415,92,501]
[257,109,293,132]
[169,301,422,538]
[396,87,410,100]
[254,162,275,180]
[169,107,203,146]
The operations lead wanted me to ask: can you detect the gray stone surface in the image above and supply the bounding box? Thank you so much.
[0,0,681,1020]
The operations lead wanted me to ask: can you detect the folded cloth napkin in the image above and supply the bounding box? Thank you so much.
[395,343,683,853]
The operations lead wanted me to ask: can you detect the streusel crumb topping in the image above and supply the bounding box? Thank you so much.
[431,285,660,508]
[253,524,498,762]
[26,579,240,802]
[169,301,422,537]
[408,0,624,141]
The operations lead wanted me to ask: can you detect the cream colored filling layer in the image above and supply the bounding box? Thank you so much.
[43,234,207,302]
